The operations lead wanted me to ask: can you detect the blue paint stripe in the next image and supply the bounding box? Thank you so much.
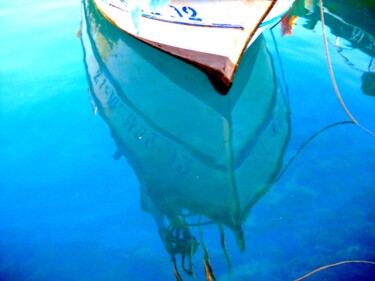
[142,14,244,29]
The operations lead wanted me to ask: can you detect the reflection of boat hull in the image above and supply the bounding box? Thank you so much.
[93,0,295,90]
[82,0,290,248]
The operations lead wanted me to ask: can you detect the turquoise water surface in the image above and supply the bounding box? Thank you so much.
[1,0,375,280]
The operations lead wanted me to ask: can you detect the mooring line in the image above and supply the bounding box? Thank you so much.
[294,260,375,281]
[319,0,375,137]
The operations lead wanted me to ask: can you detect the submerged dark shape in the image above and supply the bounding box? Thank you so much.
[81,0,291,279]
[361,72,375,97]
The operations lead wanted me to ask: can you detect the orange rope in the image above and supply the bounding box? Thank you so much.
[294,260,375,281]
[319,0,375,136]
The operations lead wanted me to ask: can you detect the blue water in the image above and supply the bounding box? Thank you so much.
[1,0,375,280]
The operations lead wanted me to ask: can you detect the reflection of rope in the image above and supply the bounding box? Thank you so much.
[333,37,375,73]
[270,29,290,103]
[198,216,217,281]
[172,257,183,281]
[369,57,375,72]
[294,260,375,281]
[337,47,367,73]
[218,224,232,281]
[319,0,375,136]
[274,121,353,182]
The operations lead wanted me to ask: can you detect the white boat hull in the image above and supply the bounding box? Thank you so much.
[92,0,295,91]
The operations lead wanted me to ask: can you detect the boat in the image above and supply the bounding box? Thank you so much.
[81,0,291,278]
[92,0,296,92]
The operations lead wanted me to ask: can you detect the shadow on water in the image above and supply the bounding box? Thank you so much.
[81,0,291,279]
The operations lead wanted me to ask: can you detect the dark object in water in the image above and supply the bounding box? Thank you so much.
[361,72,375,97]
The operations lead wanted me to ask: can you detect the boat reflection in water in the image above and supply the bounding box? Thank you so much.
[283,0,375,97]
[81,0,290,279]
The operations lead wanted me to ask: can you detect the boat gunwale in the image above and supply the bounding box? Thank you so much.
[93,0,295,92]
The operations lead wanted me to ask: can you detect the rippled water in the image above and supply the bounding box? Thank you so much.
[1,0,375,280]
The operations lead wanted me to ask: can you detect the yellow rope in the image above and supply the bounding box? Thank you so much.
[294,260,375,281]
[319,0,375,137]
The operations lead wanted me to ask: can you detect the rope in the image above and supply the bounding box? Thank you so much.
[319,0,375,136]
[218,224,232,280]
[294,260,375,281]
[274,121,353,182]
[270,29,290,103]
[198,216,217,281]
